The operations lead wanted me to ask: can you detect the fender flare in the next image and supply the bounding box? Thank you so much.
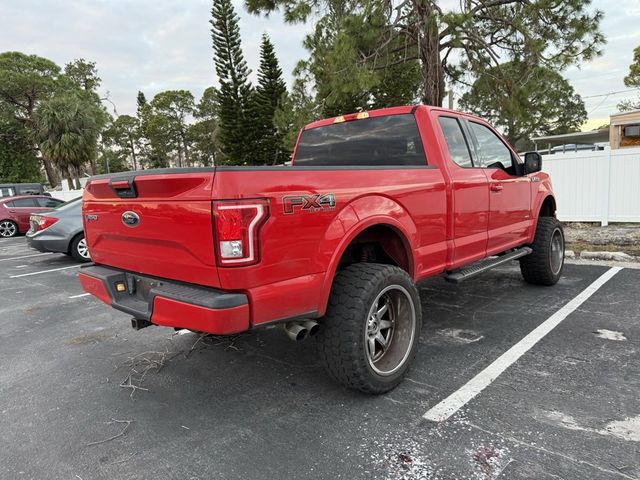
[316,197,417,316]
[529,192,557,241]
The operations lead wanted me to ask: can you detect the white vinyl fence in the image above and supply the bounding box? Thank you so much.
[49,190,83,202]
[541,146,640,225]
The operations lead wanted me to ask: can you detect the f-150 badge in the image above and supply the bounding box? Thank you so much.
[283,194,336,214]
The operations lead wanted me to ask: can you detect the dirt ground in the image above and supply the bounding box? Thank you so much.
[563,222,640,257]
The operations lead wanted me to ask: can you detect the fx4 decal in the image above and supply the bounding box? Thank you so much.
[283,193,336,214]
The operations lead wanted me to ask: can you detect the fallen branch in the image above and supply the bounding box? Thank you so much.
[86,418,133,447]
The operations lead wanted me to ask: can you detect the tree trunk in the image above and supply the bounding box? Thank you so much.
[41,157,60,188]
[414,3,445,106]
[182,133,190,167]
[74,166,82,189]
[177,147,183,168]
[128,134,138,171]
[89,157,97,176]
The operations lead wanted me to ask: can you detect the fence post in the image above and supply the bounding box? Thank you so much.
[601,147,612,226]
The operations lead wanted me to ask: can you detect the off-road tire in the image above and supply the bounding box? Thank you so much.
[316,263,422,394]
[520,217,564,286]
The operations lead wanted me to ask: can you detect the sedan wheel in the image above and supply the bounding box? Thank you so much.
[77,237,90,259]
[70,234,91,262]
[0,220,18,238]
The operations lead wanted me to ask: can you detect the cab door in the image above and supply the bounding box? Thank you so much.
[437,116,489,267]
[466,121,531,255]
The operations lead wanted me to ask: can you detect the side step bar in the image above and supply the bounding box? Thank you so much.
[444,247,532,284]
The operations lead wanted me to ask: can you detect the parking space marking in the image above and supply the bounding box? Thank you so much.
[423,266,622,423]
[68,293,91,299]
[0,252,54,262]
[10,264,81,278]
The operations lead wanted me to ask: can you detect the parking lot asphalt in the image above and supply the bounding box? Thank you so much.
[1,235,638,480]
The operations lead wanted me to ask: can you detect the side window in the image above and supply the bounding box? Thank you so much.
[439,116,473,168]
[469,122,513,171]
[16,185,41,195]
[1,187,16,197]
[4,201,14,208]
[11,198,38,208]
[36,198,62,208]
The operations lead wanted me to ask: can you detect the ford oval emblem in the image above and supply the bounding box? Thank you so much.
[121,211,140,227]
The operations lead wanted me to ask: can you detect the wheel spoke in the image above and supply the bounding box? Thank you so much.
[368,337,377,358]
[379,319,393,330]
[375,331,388,349]
[376,300,389,318]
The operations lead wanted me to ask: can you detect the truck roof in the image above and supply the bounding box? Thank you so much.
[303,105,487,131]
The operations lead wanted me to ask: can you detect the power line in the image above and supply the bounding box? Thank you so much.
[582,88,640,99]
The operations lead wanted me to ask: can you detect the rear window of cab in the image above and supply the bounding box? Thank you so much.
[294,114,426,167]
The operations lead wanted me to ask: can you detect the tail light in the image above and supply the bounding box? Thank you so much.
[213,199,269,266]
[30,215,58,232]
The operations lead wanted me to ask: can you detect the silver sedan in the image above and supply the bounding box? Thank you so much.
[26,197,89,262]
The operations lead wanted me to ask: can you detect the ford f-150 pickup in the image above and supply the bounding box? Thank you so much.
[79,105,564,393]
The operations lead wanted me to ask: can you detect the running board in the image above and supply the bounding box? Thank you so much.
[444,247,533,284]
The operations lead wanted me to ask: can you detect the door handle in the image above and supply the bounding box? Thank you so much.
[490,184,503,192]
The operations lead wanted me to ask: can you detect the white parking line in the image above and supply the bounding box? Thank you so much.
[10,264,81,278]
[69,293,91,299]
[0,252,54,262]
[423,266,622,422]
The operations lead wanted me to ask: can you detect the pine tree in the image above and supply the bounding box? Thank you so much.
[136,91,147,117]
[210,0,253,164]
[253,34,287,165]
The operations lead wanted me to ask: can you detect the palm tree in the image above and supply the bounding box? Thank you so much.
[34,93,104,189]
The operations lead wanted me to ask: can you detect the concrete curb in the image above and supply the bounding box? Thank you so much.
[580,251,634,262]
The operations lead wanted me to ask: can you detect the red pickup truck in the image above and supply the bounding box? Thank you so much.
[79,105,564,393]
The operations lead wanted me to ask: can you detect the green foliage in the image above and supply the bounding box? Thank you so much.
[252,34,288,164]
[210,0,254,164]
[274,75,319,154]
[0,52,64,185]
[459,61,587,147]
[246,0,604,107]
[618,45,640,112]
[34,92,105,189]
[96,149,130,175]
[0,107,42,183]
[0,52,61,121]
[103,115,142,170]
[288,4,422,116]
[145,90,195,168]
[63,58,101,92]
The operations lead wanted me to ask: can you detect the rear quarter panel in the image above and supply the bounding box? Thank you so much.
[213,166,447,322]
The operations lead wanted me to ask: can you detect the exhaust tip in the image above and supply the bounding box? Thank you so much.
[304,320,320,336]
[283,322,307,341]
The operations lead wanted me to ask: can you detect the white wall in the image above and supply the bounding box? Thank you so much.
[49,190,83,202]
[542,146,640,225]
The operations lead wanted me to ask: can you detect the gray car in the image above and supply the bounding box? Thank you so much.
[26,197,89,262]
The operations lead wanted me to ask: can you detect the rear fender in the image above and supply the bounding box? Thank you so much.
[316,195,417,316]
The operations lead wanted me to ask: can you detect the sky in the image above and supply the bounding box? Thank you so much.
[1,0,639,131]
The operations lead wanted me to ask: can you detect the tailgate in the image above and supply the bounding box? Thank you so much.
[83,169,220,288]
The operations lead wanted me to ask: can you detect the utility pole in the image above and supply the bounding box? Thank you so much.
[448,89,454,110]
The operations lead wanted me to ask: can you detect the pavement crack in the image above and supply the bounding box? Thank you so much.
[466,421,638,480]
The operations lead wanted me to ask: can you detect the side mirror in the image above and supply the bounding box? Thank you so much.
[524,152,542,174]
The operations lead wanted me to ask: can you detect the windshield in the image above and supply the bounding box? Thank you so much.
[294,114,426,167]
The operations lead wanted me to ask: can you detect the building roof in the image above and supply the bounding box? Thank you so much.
[531,129,609,147]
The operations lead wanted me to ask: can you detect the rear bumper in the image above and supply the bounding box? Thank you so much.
[26,233,69,254]
[78,264,249,335]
